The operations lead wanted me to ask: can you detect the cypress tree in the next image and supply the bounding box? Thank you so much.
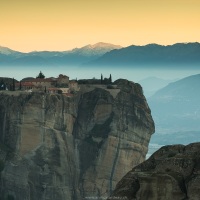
[36,71,45,79]
[12,78,15,91]
[101,74,103,84]
[109,74,112,84]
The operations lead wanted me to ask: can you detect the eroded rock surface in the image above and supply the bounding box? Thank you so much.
[110,143,200,200]
[0,79,154,200]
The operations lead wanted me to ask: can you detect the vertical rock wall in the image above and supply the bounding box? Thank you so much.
[109,143,200,200]
[0,79,154,200]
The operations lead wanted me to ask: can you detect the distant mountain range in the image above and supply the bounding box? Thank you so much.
[69,42,122,56]
[0,42,122,66]
[88,42,200,68]
[147,74,200,155]
[138,77,177,97]
[1,42,200,67]
[148,74,200,133]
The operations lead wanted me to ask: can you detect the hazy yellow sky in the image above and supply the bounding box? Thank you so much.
[0,0,200,52]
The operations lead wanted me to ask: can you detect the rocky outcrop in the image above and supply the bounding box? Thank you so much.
[110,142,200,200]
[0,79,154,200]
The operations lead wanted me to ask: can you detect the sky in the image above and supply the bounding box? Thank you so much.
[0,0,200,52]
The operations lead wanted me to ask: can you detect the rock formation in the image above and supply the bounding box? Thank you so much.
[109,142,200,200]
[0,79,154,200]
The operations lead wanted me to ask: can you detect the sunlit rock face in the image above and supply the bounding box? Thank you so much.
[0,79,154,200]
[109,143,200,200]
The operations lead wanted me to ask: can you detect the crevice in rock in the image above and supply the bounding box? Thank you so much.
[109,137,121,194]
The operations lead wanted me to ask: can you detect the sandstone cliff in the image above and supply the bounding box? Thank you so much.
[0,79,154,200]
[110,142,200,200]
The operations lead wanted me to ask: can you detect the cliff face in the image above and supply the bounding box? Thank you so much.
[110,143,200,200]
[0,79,154,200]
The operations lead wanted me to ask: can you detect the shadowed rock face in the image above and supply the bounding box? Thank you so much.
[109,143,200,200]
[0,79,154,200]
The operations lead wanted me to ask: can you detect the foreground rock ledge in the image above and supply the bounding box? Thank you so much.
[109,142,200,200]
[0,79,154,200]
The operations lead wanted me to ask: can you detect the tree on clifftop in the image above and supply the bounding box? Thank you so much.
[36,71,45,79]
[101,74,103,84]
[12,78,15,91]
[109,74,112,84]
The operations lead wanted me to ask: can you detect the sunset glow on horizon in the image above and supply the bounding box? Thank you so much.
[1,0,200,52]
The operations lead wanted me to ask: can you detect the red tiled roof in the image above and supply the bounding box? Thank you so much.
[15,82,34,87]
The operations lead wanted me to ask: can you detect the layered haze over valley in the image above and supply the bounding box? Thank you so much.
[146,74,200,155]
[1,0,200,198]
[1,42,200,145]
[1,42,200,150]
[1,41,200,199]
[1,42,200,81]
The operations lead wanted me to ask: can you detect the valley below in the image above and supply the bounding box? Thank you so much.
[1,43,200,199]
[144,74,200,157]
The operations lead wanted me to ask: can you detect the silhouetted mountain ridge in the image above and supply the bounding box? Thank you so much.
[0,46,23,55]
[0,42,121,66]
[88,42,200,67]
[1,42,200,67]
[152,74,200,99]
[138,77,177,97]
[148,74,200,133]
